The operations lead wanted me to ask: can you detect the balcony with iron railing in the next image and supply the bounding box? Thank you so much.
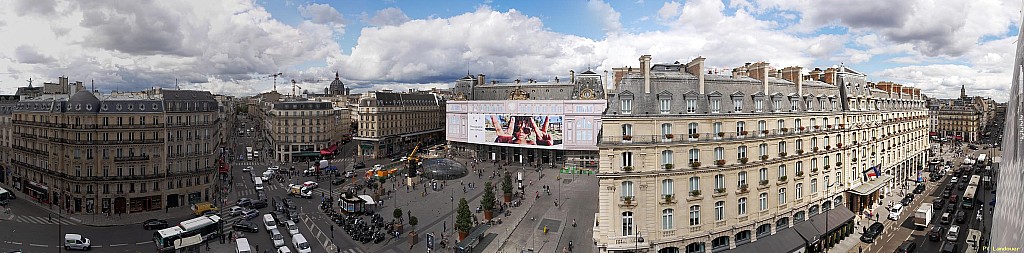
[602,127,843,146]
[113,155,151,162]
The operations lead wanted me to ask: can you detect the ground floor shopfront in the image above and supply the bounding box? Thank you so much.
[449,142,599,170]
[846,149,927,215]
[8,176,213,215]
[356,130,444,159]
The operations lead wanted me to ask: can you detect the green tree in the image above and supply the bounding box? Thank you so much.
[502,173,514,196]
[393,208,403,221]
[456,198,473,233]
[409,216,418,226]
[482,182,496,211]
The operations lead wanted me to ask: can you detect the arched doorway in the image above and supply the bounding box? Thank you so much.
[685,242,706,253]
[114,197,127,214]
[834,195,844,206]
[659,247,680,253]
[809,205,820,216]
[822,200,833,211]
[734,230,751,246]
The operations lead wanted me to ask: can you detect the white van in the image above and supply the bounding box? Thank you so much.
[63,233,91,251]
[263,213,277,232]
[292,234,312,253]
[888,203,904,220]
[236,238,252,253]
[254,177,264,191]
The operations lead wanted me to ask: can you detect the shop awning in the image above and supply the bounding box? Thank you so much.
[320,144,339,155]
[731,206,855,253]
[849,174,894,195]
[929,132,937,136]
[358,195,375,205]
[293,152,322,157]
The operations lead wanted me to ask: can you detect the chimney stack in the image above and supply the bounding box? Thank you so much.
[747,62,771,95]
[685,57,706,94]
[640,55,651,93]
[477,74,485,87]
[808,68,822,81]
[823,67,837,85]
[781,66,803,96]
[569,70,575,84]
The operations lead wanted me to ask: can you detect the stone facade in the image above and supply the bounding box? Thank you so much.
[927,92,996,143]
[8,85,222,215]
[355,91,445,159]
[593,55,929,253]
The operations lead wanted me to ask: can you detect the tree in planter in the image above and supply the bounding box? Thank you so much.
[456,198,473,240]
[481,182,496,220]
[409,216,418,227]
[502,173,514,202]
[394,208,404,223]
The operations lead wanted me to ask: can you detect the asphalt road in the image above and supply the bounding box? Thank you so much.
[869,143,997,253]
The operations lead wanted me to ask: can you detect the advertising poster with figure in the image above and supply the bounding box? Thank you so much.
[468,114,563,149]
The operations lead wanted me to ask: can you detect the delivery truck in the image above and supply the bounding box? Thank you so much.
[914,203,933,229]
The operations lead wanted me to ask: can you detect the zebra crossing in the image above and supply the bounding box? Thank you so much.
[336,248,365,253]
[13,215,78,225]
[234,161,265,167]
[235,183,285,197]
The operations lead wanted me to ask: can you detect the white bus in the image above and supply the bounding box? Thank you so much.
[965,229,982,253]
[962,185,977,210]
[0,187,14,205]
[968,175,981,187]
[153,215,223,252]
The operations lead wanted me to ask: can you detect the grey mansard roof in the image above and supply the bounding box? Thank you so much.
[13,89,216,114]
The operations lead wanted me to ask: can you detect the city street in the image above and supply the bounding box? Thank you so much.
[858,141,998,253]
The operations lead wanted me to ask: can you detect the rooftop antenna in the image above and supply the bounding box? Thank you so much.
[175,78,180,90]
[91,80,94,92]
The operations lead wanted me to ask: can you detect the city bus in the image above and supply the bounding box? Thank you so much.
[0,187,13,205]
[968,175,981,187]
[962,186,977,210]
[153,215,223,252]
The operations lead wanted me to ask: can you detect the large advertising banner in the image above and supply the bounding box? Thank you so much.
[468,114,564,149]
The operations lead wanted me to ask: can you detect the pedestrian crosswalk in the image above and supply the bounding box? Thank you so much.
[13,215,78,225]
[234,161,266,167]
[336,248,365,253]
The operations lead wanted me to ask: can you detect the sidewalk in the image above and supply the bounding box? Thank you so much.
[0,181,197,227]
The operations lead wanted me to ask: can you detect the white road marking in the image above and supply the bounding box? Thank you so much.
[136,241,151,245]
[108,243,128,247]
[28,243,48,247]
[9,241,22,245]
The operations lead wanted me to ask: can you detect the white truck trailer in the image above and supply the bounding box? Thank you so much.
[914,203,933,229]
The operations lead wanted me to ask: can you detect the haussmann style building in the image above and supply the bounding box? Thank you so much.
[593,55,929,253]
[8,80,222,215]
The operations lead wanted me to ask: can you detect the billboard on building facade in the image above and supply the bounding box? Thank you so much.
[468,114,564,149]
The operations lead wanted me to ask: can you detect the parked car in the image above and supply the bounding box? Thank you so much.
[270,228,286,248]
[143,219,169,230]
[913,184,925,194]
[233,220,259,233]
[928,226,945,241]
[860,222,884,243]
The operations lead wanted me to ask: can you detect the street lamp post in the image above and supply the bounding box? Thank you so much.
[634,231,644,253]
[823,181,842,253]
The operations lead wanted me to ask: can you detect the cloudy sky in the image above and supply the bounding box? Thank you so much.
[0,0,1020,101]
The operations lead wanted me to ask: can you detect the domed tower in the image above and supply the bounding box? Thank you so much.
[328,72,346,96]
[571,69,606,100]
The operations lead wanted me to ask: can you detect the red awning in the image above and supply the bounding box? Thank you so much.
[954,136,963,140]
[320,144,339,155]
[929,132,937,136]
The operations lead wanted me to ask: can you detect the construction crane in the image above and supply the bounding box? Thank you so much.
[267,73,283,92]
[406,144,422,179]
